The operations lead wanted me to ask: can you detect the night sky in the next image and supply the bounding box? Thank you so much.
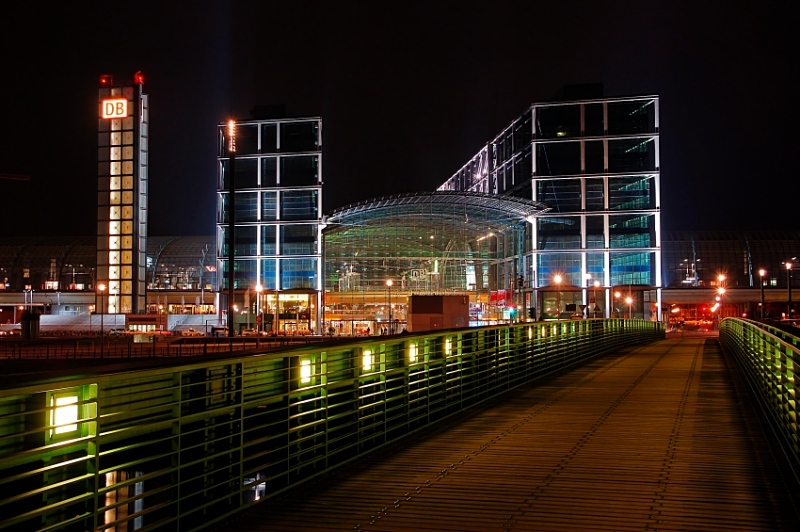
[1,1,795,237]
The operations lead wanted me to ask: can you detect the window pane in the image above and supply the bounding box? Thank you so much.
[280,258,317,289]
[261,192,277,221]
[234,192,257,222]
[280,155,319,186]
[281,190,318,221]
[281,224,317,255]
[280,122,319,152]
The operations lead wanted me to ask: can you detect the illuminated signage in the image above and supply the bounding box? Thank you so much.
[101,98,128,119]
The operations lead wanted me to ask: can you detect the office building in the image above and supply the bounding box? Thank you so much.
[438,87,661,319]
[217,115,323,334]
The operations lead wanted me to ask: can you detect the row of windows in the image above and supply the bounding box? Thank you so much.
[218,224,319,257]
[534,100,657,139]
[219,258,318,290]
[218,190,319,223]
[536,215,656,250]
[537,251,654,287]
[220,155,320,189]
[535,138,657,177]
[535,176,654,212]
[219,121,321,156]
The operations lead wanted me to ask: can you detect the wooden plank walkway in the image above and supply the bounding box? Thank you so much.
[215,338,800,531]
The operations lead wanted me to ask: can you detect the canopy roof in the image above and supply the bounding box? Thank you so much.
[324,191,549,239]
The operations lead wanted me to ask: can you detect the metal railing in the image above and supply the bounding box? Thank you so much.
[0,319,662,531]
[719,318,800,484]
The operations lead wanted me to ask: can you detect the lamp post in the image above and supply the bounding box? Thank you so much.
[593,280,600,318]
[759,268,766,319]
[786,262,793,320]
[386,279,393,334]
[553,274,562,319]
[255,283,263,333]
[98,283,106,357]
[625,296,633,319]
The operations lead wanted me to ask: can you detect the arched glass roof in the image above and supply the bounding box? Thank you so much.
[323,192,549,294]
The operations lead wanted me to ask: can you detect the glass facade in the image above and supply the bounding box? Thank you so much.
[438,93,661,319]
[323,192,545,333]
[216,117,323,334]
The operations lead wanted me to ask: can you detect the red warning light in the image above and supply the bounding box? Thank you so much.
[99,74,114,85]
[134,71,144,85]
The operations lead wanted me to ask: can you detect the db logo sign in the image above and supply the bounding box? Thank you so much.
[101,98,128,119]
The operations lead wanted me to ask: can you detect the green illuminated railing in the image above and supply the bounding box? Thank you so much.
[719,318,800,484]
[0,319,662,531]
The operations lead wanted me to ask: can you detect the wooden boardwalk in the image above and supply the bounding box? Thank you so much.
[216,338,800,531]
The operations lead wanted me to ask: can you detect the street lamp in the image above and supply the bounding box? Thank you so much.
[98,283,106,356]
[759,268,767,319]
[625,296,633,319]
[593,280,601,318]
[786,262,793,320]
[553,274,562,319]
[255,283,263,332]
[386,279,393,334]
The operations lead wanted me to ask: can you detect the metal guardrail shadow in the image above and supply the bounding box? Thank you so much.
[720,318,800,485]
[0,319,663,531]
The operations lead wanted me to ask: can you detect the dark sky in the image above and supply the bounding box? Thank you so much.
[0,1,795,237]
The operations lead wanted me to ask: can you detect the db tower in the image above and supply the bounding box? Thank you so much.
[97,73,148,314]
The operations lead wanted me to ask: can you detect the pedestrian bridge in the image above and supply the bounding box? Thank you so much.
[1,319,798,530]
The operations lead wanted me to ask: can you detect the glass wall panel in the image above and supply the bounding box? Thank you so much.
[586,215,605,249]
[261,124,278,153]
[536,105,580,138]
[261,157,277,187]
[281,224,317,255]
[281,190,318,221]
[609,251,652,285]
[233,259,257,289]
[221,158,258,189]
[609,176,652,210]
[537,216,581,250]
[260,259,277,289]
[280,155,319,186]
[607,100,656,135]
[234,192,258,222]
[585,178,605,211]
[261,192,277,221]
[280,258,317,289]
[261,225,277,255]
[609,214,653,248]
[536,252,582,286]
[608,139,656,173]
[536,179,581,213]
[234,226,257,256]
[585,103,604,136]
[585,140,604,174]
[235,124,258,155]
[536,142,581,176]
[280,122,319,152]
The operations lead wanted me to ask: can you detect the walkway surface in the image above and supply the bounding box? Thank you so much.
[217,338,800,531]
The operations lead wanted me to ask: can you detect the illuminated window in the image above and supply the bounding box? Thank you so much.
[362,349,373,372]
[409,342,418,364]
[300,359,312,384]
[51,394,79,435]
[444,338,452,356]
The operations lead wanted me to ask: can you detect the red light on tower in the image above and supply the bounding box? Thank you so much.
[99,74,114,85]
[134,71,144,85]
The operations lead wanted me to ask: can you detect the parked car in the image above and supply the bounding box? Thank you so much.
[182,328,203,337]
